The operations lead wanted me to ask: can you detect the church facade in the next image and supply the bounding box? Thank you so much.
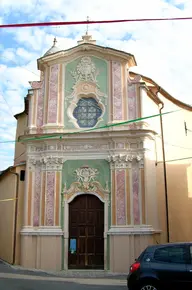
[1,34,191,273]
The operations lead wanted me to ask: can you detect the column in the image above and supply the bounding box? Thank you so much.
[107,154,146,227]
[107,155,132,226]
[21,154,65,270]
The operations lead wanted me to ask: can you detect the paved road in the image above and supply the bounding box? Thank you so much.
[0,279,127,290]
[0,260,127,289]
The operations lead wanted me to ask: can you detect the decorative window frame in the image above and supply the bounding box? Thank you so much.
[67,92,105,129]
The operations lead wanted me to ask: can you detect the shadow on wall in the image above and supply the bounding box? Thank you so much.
[157,160,192,243]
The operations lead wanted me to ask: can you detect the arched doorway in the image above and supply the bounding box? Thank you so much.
[68,194,104,269]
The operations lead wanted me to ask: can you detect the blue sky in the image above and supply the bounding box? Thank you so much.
[0,0,192,170]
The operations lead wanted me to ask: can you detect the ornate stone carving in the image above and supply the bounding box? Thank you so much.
[72,166,98,191]
[28,156,65,170]
[57,143,109,152]
[107,154,143,169]
[71,57,98,84]
[65,180,109,195]
[75,166,98,186]
[64,166,109,195]
[65,56,107,129]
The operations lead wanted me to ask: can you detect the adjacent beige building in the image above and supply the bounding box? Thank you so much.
[0,33,191,273]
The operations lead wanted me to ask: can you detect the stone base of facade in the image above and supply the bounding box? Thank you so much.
[109,230,161,273]
[20,227,62,271]
[20,226,161,273]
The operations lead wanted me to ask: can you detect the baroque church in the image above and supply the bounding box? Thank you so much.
[0,32,192,273]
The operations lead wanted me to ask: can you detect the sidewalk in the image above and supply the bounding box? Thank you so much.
[0,272,127,286]
[10,264,127,279]
[0,260,127,286]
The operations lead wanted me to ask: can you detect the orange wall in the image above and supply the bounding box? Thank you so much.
[0,165,25,264]
[156,93,192,243]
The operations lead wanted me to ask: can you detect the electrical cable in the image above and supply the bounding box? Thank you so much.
[0,109,180,144]
[1,16,192,29]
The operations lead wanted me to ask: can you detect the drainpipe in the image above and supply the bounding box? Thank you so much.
[158,102,170,243]
[9,168,19,265]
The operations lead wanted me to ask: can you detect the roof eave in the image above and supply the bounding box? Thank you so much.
[130,71,192,111]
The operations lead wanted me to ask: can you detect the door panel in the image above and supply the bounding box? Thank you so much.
[68,194,104,269]
[152,245,188,289]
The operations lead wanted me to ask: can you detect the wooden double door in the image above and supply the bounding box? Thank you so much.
[68,194,104,269]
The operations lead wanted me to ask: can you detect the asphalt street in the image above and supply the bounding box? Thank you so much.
[0,279,127,290]
[0,260,127,290]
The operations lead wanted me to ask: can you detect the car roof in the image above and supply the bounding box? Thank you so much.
[146,242,192,250]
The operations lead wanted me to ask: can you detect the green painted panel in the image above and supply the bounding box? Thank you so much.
[64,56,108,129]
[62,159,110,190]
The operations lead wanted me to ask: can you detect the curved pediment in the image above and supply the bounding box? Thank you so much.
[37,43,136,70]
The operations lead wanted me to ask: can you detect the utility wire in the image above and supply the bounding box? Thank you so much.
[0,90,14,117]
[1,16,192,29]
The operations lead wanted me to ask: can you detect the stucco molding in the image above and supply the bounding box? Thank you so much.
[66,56,107,129]
[27,138,146,154]
[20,227,63,236]
[108,226,162,235]
[28,155,66,171]
[37,44,136,71]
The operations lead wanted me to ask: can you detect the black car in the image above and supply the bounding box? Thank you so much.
[127,242,192,290]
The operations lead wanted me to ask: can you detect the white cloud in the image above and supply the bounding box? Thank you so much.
[0,0,192,170]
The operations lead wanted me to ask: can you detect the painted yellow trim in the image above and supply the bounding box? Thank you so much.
[0,198,17,202]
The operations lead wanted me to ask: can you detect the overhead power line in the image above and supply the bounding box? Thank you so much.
[1,16,192,29]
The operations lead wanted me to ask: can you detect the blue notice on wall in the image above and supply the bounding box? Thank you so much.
[70,239,76,254]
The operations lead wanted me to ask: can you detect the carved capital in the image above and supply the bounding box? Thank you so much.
[107,154,143,169]
[28,155,65,171]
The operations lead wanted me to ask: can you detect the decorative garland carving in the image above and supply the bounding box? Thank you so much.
[62,165,110,199]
